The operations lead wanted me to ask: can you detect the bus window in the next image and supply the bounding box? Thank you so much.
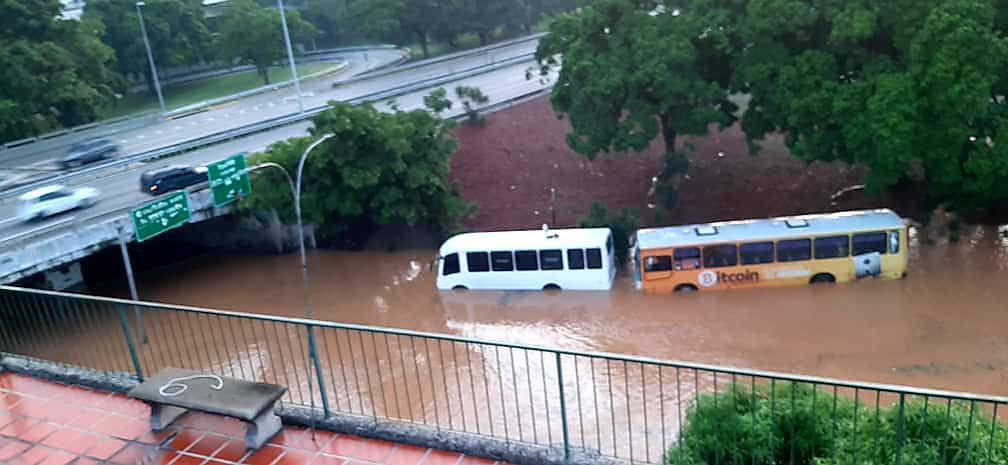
[442,253,460,276]
[814,236,850,259]
[586,248,603,269]
[644,255,672,272]
[467,252,490,272]
[673,247,701,270]
[568,249,585,269]
[703,244,738,268]
[777,239,811,262]
[852,232,887,255]
[515,250,538,271]
[491,251,514,271]
[740,242,774,265]
[606,235,613,255]
[889,231,900,253]
[540,250,563,270]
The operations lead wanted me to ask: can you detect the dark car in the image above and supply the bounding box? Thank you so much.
[62,138,119,169]
[140,165,208,195]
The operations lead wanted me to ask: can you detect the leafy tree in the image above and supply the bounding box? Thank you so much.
[245,102,472,247]
[455,85,489,125]
[0,0,118,140]
[423,88,453,116]
[84,0,211,95]
[578,202,639,266]
[736,0,1008,211]
[217,0,317,84]
[534,0,737,205]
[455,0,513,45]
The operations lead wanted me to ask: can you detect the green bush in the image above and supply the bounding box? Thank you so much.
[670,382,1008,465]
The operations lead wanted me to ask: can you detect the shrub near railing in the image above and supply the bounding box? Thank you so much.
[669,382,1008,465]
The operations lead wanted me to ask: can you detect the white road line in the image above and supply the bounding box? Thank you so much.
[1,216,76,244]
[156,130,164,135]
[0,217,19,227]
[173,126,182,130]
[137,135,146,139]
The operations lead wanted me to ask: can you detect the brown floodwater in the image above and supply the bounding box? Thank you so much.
[110,223,1008,397]
[7,223,1008,462]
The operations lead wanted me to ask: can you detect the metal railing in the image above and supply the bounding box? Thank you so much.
[3,285,1006,465]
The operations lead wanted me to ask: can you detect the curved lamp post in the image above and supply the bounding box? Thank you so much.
[244,133,333,435]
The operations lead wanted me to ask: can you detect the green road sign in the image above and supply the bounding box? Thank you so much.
[207,153,251,207]
[132,190,192,242]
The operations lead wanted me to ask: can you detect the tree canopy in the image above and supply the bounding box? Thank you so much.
[534,0,737,210]
[736,0,1008,211]
[83,0,211,93]
[217,0,317,84]
[0,0,118,140]
[245,101,471,247]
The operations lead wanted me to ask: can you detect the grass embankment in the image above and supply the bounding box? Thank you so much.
[102,62,338,118]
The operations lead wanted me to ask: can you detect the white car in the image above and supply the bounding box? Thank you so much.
[16,185,100,222]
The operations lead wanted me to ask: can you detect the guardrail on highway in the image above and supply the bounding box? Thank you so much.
[163,61,352,119]
[341,32,545,86]
[0,52,539,202]
[0,34,545,154]
[0,84,553,262]
[0,111,160,152]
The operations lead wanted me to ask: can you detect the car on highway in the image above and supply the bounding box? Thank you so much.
[62,138,120,169]
[140,165,209,195]
[16,185,100,222]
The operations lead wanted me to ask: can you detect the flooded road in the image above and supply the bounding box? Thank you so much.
[103,223,1008,397]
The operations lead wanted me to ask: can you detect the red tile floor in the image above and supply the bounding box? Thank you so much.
[0,372,505,465]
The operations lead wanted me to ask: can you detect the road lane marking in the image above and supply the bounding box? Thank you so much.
[1,216,76,244]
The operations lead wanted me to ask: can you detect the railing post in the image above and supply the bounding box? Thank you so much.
[116,304,144,381]
[555,352,571,461]
[895,393,905,465]
[306,325,331,417]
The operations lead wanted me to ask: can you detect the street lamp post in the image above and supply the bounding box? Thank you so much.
[294,133,334,319]
[135,2,166,115]
[276,0,304,114]
[244,136,333,437]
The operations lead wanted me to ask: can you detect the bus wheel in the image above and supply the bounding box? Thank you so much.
[452,285,468,291]
[674,284,698,293]
[543,284,562,292]
[810,273,836,284]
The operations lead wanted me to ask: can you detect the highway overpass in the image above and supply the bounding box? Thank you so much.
[0,36,551,289]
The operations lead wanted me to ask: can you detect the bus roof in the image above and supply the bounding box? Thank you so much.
[635,209,905,250]
[439,227,611,254]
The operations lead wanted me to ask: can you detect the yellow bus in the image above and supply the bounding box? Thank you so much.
[631,209,908,293]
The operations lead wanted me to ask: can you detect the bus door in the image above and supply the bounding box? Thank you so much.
[642,253,673,281]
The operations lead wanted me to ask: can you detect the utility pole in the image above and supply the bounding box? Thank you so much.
[118,229,148,343]
[276,0,304,114]
[136,2,166,115]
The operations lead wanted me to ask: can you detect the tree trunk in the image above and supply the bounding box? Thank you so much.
[478,31,489,46]
[522,22,532,34]
[259,66,271,85]
[659,113,677,153]
[415,30,430,58]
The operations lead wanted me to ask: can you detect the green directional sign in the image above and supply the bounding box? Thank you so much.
[207,153,251,207]
[132,190,191,242]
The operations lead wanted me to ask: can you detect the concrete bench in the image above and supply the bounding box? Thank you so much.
[128,367,288,450]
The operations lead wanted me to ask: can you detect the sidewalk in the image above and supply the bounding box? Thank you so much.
[0,372,502,465]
